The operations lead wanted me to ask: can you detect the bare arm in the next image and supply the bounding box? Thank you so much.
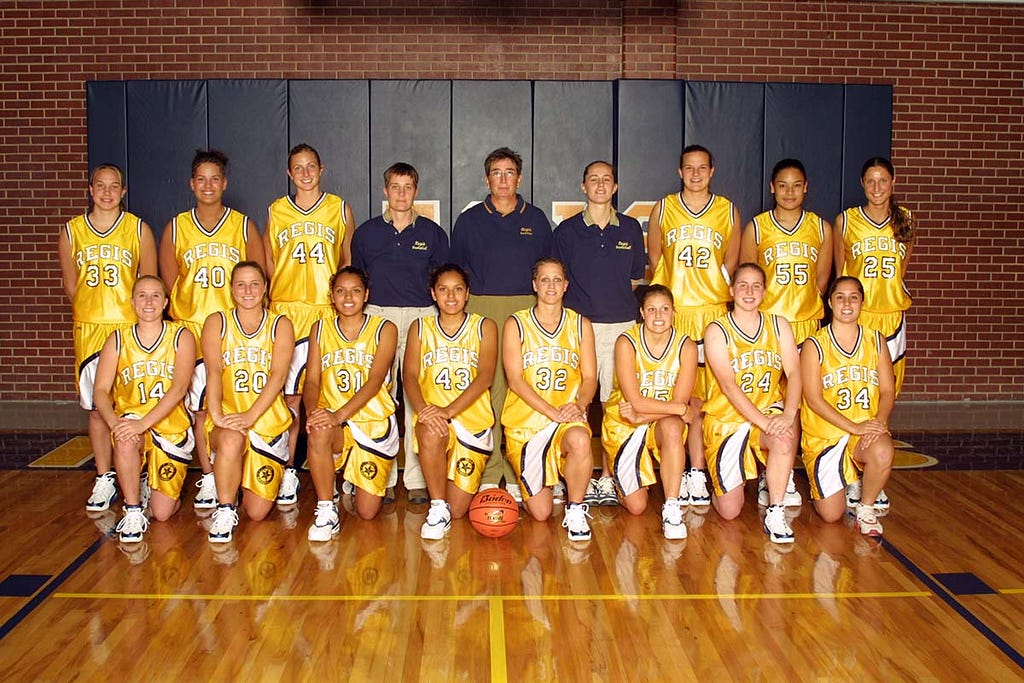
[244,218,266,271]
[138,222,158,277]
[832,212,846,276]
[57,226,77,302]
[816,217,834,295]
[158,221,179,292]
[262,207,277,281]
[723,205,742,275]
[93,331,122,432]
[646,201,663,275]
[341,203,356,268]
[201,313,226,424]
[739,219,757,266]
[303,321,327,429]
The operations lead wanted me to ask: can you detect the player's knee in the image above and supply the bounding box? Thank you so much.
[817,506,845,524]
[658,416,684,441]
[622,495,647,516]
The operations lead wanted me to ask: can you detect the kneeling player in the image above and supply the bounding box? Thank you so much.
[94,275,195,543]
[202,262,294,543]
[304,267,399,537]
[801,276,895,536]
[404,264,498,539]
[703,263,802,544]
[502,258,598,542]
[603,285,697,539]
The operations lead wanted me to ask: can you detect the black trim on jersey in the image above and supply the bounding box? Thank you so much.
[827,324,864,359]
[726,311,766,345]
[767,209,807,237]
[334,313,370,344]
[436,312,471,343]
[674,192,716,219]
[231,308,268,340]
[855,206,891,230]
[83,210,126,239]
[528,306,567,339]
[286,192,327,215]
[189,207,232,238]
[639,325,678,363]
[132,321,169,354]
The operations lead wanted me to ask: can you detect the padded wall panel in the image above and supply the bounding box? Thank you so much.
[534,81,614,226]
[843,84,893,208]
[764,83,844,220]
[616,80,685,225]
[685,81,765,227]
[208,80,288,229]
[369,80,452,230]
[288,80,370,226]
[86,81,127,188]
[451,80,533,218]
[125,80,207,238]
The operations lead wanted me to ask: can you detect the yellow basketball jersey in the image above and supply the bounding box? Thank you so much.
[266,193,348,304]
[64,212,143,323]
[416,313,494,432]
[216,309,293,435]
[750,209,826,324]
[651,193,736,308]
[501,307,584,431]
[316,314,396,423]
[111,321,192,435]
[604,324,689,426]
[168,208,249,323]
[801,324,883,440]
[839,207,912,313]
[703,312,786,423]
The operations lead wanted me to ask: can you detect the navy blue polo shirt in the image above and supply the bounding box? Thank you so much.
[553,207,646,323]
[450,195,551,296]
[351,211,450,307]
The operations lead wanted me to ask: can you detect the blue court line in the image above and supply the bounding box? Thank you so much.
[0,536,105,641]
[881,538,1024,670]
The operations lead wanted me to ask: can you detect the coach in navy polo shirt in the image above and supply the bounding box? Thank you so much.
[553,160,646,507]
[450,146,552,495]
[352,162,449,504]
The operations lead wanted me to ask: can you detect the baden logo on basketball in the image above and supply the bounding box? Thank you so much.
[256,465,275,485]
[159,462,176,482]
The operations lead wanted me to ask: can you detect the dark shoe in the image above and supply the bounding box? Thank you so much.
[408,487,429,505]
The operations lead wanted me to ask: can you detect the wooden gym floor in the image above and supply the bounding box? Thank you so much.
[1,401,1023,681]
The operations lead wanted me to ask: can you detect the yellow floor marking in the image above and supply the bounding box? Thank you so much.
[489,597,508,683]
[29,437,93,468]
[52,590,932,602]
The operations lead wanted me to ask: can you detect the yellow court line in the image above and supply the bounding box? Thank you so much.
[52,590,932,602]
[29,436,94,468]
[489,597,508,683]
[997,588,1024,595]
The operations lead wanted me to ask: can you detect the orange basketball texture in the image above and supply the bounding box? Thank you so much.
[468,489,520,538]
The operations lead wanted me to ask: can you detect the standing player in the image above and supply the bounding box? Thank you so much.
[703,263,802,544]
[801,277,895,536]
[553,160,646,508]
[93,275,195,542]
[159,149,265,512]
[602,285,697,539]
[646,145,741,507]
[352,162,449,505]
[202,262,293,543]
[304,267,399,536]
[834,157,913,510]
[404,264,498,539]
[502,258,598,542]
[264,143,355,506]
[450,147,552,501]
[58,163,158,511]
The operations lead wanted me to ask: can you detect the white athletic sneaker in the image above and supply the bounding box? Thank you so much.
[763,504,795,544]
[139,470,151,511]
[208,505,239,544]
[583,478,600,506]
[856,504,884,536]
[420,500,452,540]
[684,468,711,506]
[505,482,523,503]
[562,503,592,542]
[594,476,618,506]
[86,471,118,512]
[307,501,340,542]
[846,479,889,511]
[873,488,890,511]
[757,472,803,507]
[661,498,687,540]
[116,505,149,543]
[552,482,566,504]
[194,472,217,510]
[276,467,300,506]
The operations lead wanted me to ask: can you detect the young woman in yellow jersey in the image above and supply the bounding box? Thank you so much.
[602,285,697,539]
[800,277,895,536]
[304,267,399,533]
[646,145,742,509]
[502,258,598,542]
[833,157,914,395]
[201,262,293,543]
[263,143,356,506]
[93,275,195,543]
[159,149,266,513]
[58,164,158,512]
[404,264,498,539]
[740,158,832,345]
[703,263,802,544]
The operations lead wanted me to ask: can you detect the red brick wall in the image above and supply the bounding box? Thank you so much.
[1,1,1021,401]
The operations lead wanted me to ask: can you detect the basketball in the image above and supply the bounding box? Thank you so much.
[468,489,520,538]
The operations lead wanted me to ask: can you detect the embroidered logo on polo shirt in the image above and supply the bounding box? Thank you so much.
[520,227,533,236]
[615,241,632,250]
[411,241,428,251]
